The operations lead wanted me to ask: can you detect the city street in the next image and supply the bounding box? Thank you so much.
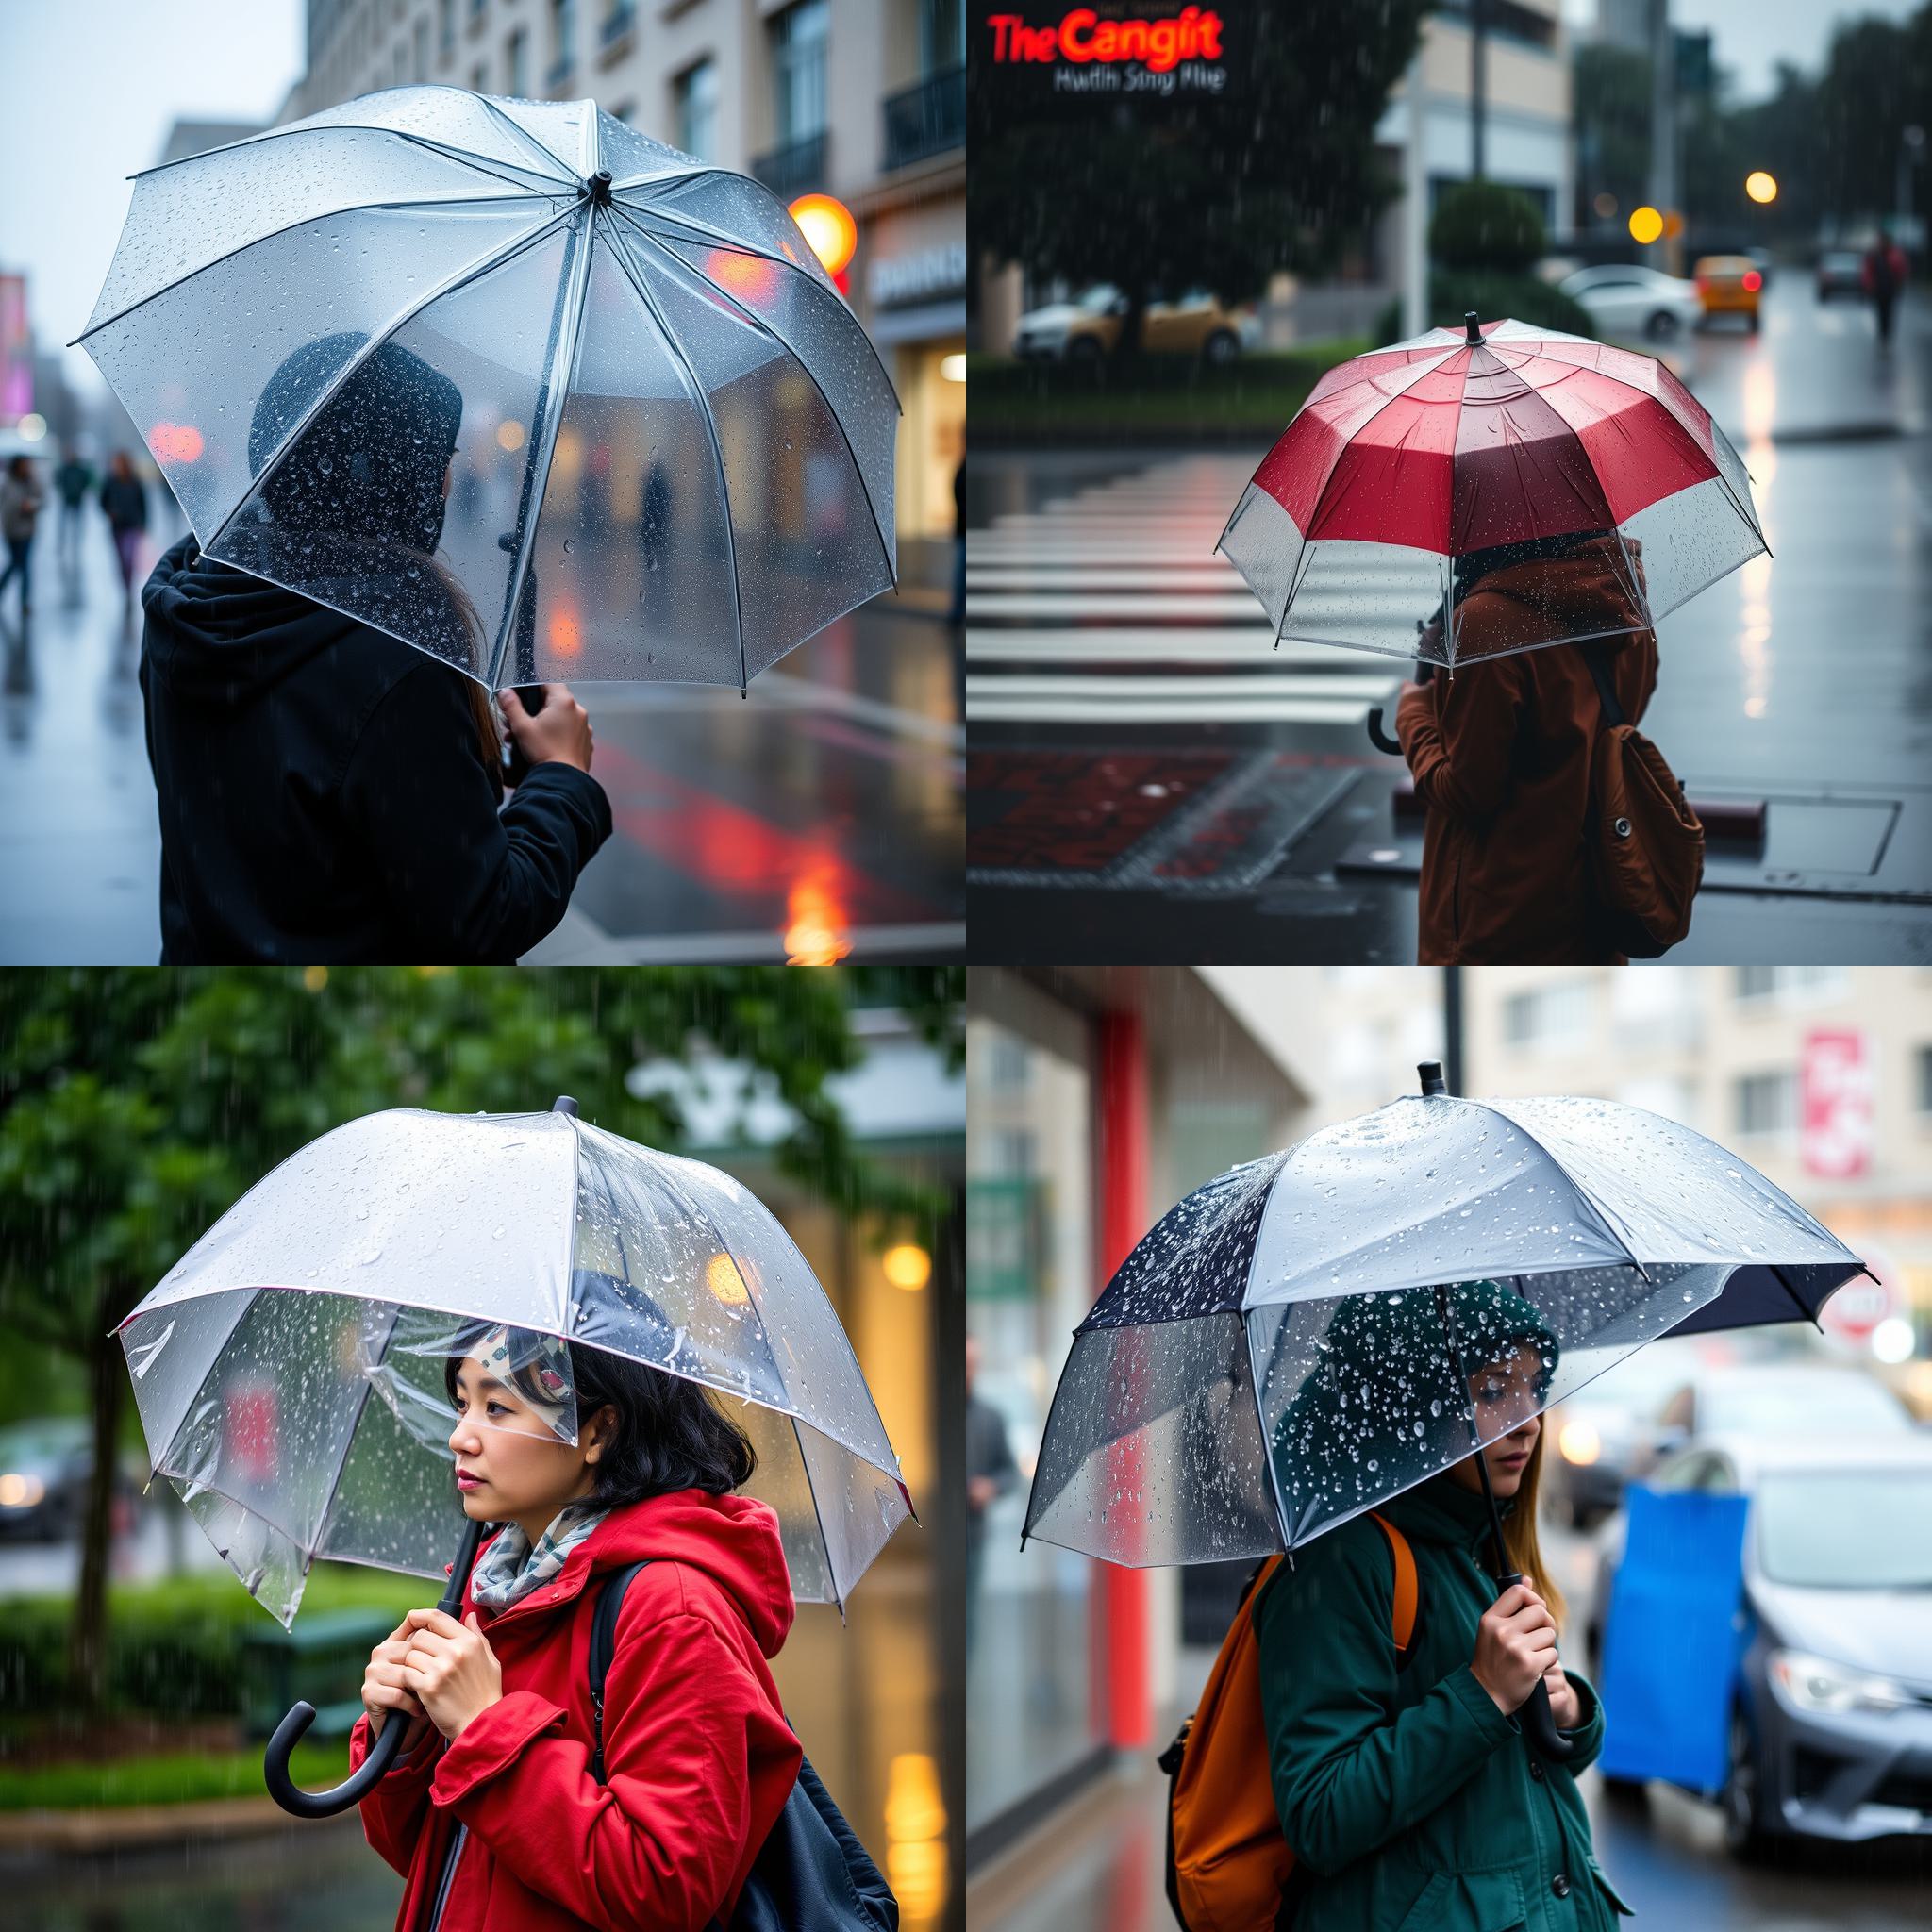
[967,280,1932,962]
[966,1517,1932,1932]
[0,504,964,963]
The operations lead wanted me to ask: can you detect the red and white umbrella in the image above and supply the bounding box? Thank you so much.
[1218,313,1767,671]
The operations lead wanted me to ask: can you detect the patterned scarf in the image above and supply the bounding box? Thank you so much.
[470,1499,609,1610]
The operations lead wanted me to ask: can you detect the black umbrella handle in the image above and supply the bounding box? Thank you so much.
[1497,1569,1576,1760]
[1366,705,1404,755]
[263,1513,487,1818]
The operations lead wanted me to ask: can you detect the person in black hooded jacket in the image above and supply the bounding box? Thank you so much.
[140,334,612,964]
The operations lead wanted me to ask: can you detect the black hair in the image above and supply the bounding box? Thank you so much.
[443,1327,757,1506]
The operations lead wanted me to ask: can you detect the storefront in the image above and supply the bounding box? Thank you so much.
[964,968,1307,1862]
[856,191,968,564]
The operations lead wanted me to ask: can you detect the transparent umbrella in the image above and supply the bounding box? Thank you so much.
[116,1096,910,1813]
[1024,1062,1867,1754]
[73,86,898,690]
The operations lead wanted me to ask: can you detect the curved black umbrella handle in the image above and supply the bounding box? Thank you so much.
[1366,705,1404,755]
[1499,1569,1575,1760]
[264,1513,487,1818]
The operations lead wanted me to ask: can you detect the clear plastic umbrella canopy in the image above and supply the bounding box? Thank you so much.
[74,87,898,690]
[1217,316,1766,671]
[1024,1086,1864,1568]
[117,1106,911,1626]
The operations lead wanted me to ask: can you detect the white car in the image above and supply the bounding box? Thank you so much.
[1558,263,1706,341]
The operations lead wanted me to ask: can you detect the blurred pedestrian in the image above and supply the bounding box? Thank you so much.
[138,337,613,964]
[1862,232,1909,347]
[964,1336,1017,1656]
[0,455,44,621]
[99,451,149,608]
[1255,1283,1622,1930]
[1395,532,1661,965]
[53,444,95,569]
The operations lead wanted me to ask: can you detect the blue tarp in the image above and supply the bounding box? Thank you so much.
[1596,1485,1750,1791]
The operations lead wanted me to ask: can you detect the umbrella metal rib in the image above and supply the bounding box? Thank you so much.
[600,218,749,691]
[609,205,897,591]
[197,202,580,563]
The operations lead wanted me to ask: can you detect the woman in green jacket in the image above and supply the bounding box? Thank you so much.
[1257,1281,1634,1931]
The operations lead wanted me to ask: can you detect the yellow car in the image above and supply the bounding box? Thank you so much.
[1012,284,1259,363]
[1693,255,1763,331]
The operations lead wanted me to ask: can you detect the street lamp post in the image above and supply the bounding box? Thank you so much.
[1900,125,1925,246]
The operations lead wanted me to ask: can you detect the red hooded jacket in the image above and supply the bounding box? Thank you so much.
[348,1491,802,1932]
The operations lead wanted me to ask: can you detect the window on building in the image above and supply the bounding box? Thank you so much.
[1735,966,1850,1005]
[771,0,829,144]
[921,0,964,73]
[440,0,456,58]
[393,41,408,86]
[414,19,429,81]
[551,0,576,78]
[1734,1070,1798,1139]
[472,60,489,92]
[675,58,719,160]
[1918,1045,1932,1116]
[472,0,488,22]
[1500,980,1594,1052]
[506,25,527,95]
[984,1033,1031,1091]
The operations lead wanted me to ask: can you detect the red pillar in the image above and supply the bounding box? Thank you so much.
[1093,1007,1152,1753]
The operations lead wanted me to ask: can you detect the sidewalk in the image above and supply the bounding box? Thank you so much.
[0,504,963,963]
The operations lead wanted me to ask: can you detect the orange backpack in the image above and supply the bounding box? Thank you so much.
[1160,1513,1419,1932]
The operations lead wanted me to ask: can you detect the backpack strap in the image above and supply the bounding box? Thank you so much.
[1367,1513,1420,1667]
[589,1559,654,1784]
[1580,639,1625,728]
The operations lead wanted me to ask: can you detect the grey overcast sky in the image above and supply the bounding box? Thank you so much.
[1561,0,1925,104]
[0,0,304,400]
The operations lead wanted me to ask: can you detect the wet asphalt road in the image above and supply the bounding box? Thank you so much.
[967,280,1932,963]
[967,1514,1932,1932]
[0,500,963,963]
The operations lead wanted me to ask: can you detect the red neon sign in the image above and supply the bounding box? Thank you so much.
[990,8,1224,74]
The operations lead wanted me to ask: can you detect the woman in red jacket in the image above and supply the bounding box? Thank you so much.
[352,1324,802,1932]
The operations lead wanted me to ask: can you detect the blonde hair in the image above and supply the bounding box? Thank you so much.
[1499,1428,1567,1630]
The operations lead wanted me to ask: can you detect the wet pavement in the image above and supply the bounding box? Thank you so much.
[968,281,1932,962]
[0,502,962,963]
[966,1520,1932,1932]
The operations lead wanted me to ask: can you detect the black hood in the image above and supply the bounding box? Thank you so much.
[141,536,361,708]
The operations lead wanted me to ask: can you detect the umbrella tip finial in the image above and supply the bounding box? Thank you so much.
[1418,1061,1447,1097]
[1464,311,1482,346]
[552,1095,580,1116]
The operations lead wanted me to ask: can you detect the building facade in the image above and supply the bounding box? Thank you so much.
[289,0,964,555]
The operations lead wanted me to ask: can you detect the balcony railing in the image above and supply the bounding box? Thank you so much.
[882,66,964,172]
[750,129,827,200]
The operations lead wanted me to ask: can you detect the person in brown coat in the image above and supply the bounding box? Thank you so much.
[1395,531,1657,965]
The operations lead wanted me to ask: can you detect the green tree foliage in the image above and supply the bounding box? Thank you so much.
[972,3,1430,354]
[0,967,960,1712]
[1429,181,1548,275]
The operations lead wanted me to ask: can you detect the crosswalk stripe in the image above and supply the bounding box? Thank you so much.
[969,459,1406,725]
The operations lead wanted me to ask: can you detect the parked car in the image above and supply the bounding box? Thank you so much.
[1543,1342,1712,1529]
[0,1416,94,1541]
[1557,263,1706,341]
[1693,254,1764,331]
[1584,1432,1932,1857]
[1012,284,1258,363]
[1628,1363,1914,1483]
[1816,249,1868,301]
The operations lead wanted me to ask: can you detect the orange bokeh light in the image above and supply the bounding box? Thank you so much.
[784,872,852,966]
[788,193,858,278]
[149,422,204,463]
[546,605,582,660]
[706,247,780,304]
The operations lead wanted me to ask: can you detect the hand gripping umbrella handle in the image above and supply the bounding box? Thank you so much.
[1498,1569,1575,1760]
[263,1513,487,1818]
